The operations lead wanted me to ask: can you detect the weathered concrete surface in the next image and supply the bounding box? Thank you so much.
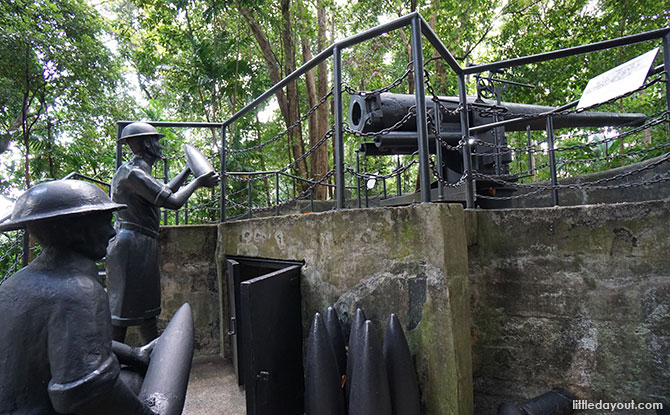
[467,201,670,413]
[126,225,221,357]
[218,204,474,415]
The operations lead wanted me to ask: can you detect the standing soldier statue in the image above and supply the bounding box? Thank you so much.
[107,122,218,343]
[0,180,157,414]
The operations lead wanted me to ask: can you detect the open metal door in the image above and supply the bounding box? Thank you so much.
[240,265,304,415]
[225,258,243,385]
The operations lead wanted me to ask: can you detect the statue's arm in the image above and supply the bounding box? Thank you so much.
[129,168,218,211]
[159,170,219,210]
[166,166,190,192]
[46,282,157,415]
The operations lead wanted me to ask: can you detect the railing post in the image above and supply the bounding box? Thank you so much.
[163,158,169,225]
[247,181,253,219]
[333,45,345,209]
[396,155,402,196]
[433,101,444,201]
[458,73,475,208]
[663,32,670,135]
[115,122,123,171]
[356,151,362,208]
[411,15,431,203]
[220,126,227,222]
[275,172,281,216]
[526,125,533,176]
[546,116,559,206]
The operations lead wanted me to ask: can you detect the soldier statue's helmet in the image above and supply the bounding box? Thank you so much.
[118,122,164,143]
[0,180,126,232]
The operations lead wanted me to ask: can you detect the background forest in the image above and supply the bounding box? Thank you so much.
[1,0,669,214]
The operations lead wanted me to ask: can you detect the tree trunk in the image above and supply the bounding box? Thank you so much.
[301,15,329,200]
[280,0,309,185]
[240,5,309,186]
[314,3,330,200]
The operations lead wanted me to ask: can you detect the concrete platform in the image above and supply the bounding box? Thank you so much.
[183,355,246,415]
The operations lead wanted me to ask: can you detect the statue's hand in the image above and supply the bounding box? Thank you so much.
[134,337,160,367]
[196,170,219,188]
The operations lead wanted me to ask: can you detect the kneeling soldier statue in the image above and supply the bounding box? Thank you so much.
[0,180,192,415]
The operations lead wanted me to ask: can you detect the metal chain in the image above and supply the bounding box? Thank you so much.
[427,118,466,151]
[345,159,418,180]
[227,88,334,154]
[429,158,467,188]
[343,64,414,97]
[225,127,335,183]
[473,112,668,156]
[474,151,670,192]
[423,69,463,117]
[344,106,417,138]
[227,169,337,216]
[557,142,670,166]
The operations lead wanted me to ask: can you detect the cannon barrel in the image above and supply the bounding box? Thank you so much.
[349,93,647,134]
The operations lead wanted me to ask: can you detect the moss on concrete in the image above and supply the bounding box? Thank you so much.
[218,204,474,415]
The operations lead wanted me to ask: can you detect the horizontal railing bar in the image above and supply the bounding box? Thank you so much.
[224,12,424,128]
[117,120,224,128]
[464,26,670,75]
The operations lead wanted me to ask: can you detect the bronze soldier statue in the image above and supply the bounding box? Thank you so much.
[0,180,158,414]
[106,122,218,343]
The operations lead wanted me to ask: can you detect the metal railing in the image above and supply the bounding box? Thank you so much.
[116,13,670,220]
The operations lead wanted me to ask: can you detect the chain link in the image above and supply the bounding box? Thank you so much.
[423,69,464,117]
[429,158,467,188]
[344,107,417,138]
[343,64,414,97]
[473,112,668,156]
[227,88,333,155]
[345,159,418,180]
[225,127,335,183]
[474,151,670,194]
[226,169,336,217]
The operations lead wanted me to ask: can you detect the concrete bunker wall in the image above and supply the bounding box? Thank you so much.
[152,200,670,414]
[468,201,670,412]
[217,204,474,415]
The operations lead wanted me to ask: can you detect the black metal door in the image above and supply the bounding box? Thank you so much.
[240,265,304,415]
[225,258,243,384]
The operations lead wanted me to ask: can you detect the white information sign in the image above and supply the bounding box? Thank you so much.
[577,48,659,110]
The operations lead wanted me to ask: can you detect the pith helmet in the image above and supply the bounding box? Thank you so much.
[0,180,126,232]
[118,122,164,143]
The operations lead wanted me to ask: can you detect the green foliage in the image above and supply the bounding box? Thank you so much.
[0,0,131,194]
[0,0,668,234]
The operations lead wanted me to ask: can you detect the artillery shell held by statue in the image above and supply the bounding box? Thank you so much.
[348,320,392,415]
[305,312,346,415]
[325,306,347,380]
[346,308,367,400]
[139,303,195,415]
[383,314,421,415]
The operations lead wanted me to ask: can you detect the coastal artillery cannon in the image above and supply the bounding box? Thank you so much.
[349,92,647,190]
